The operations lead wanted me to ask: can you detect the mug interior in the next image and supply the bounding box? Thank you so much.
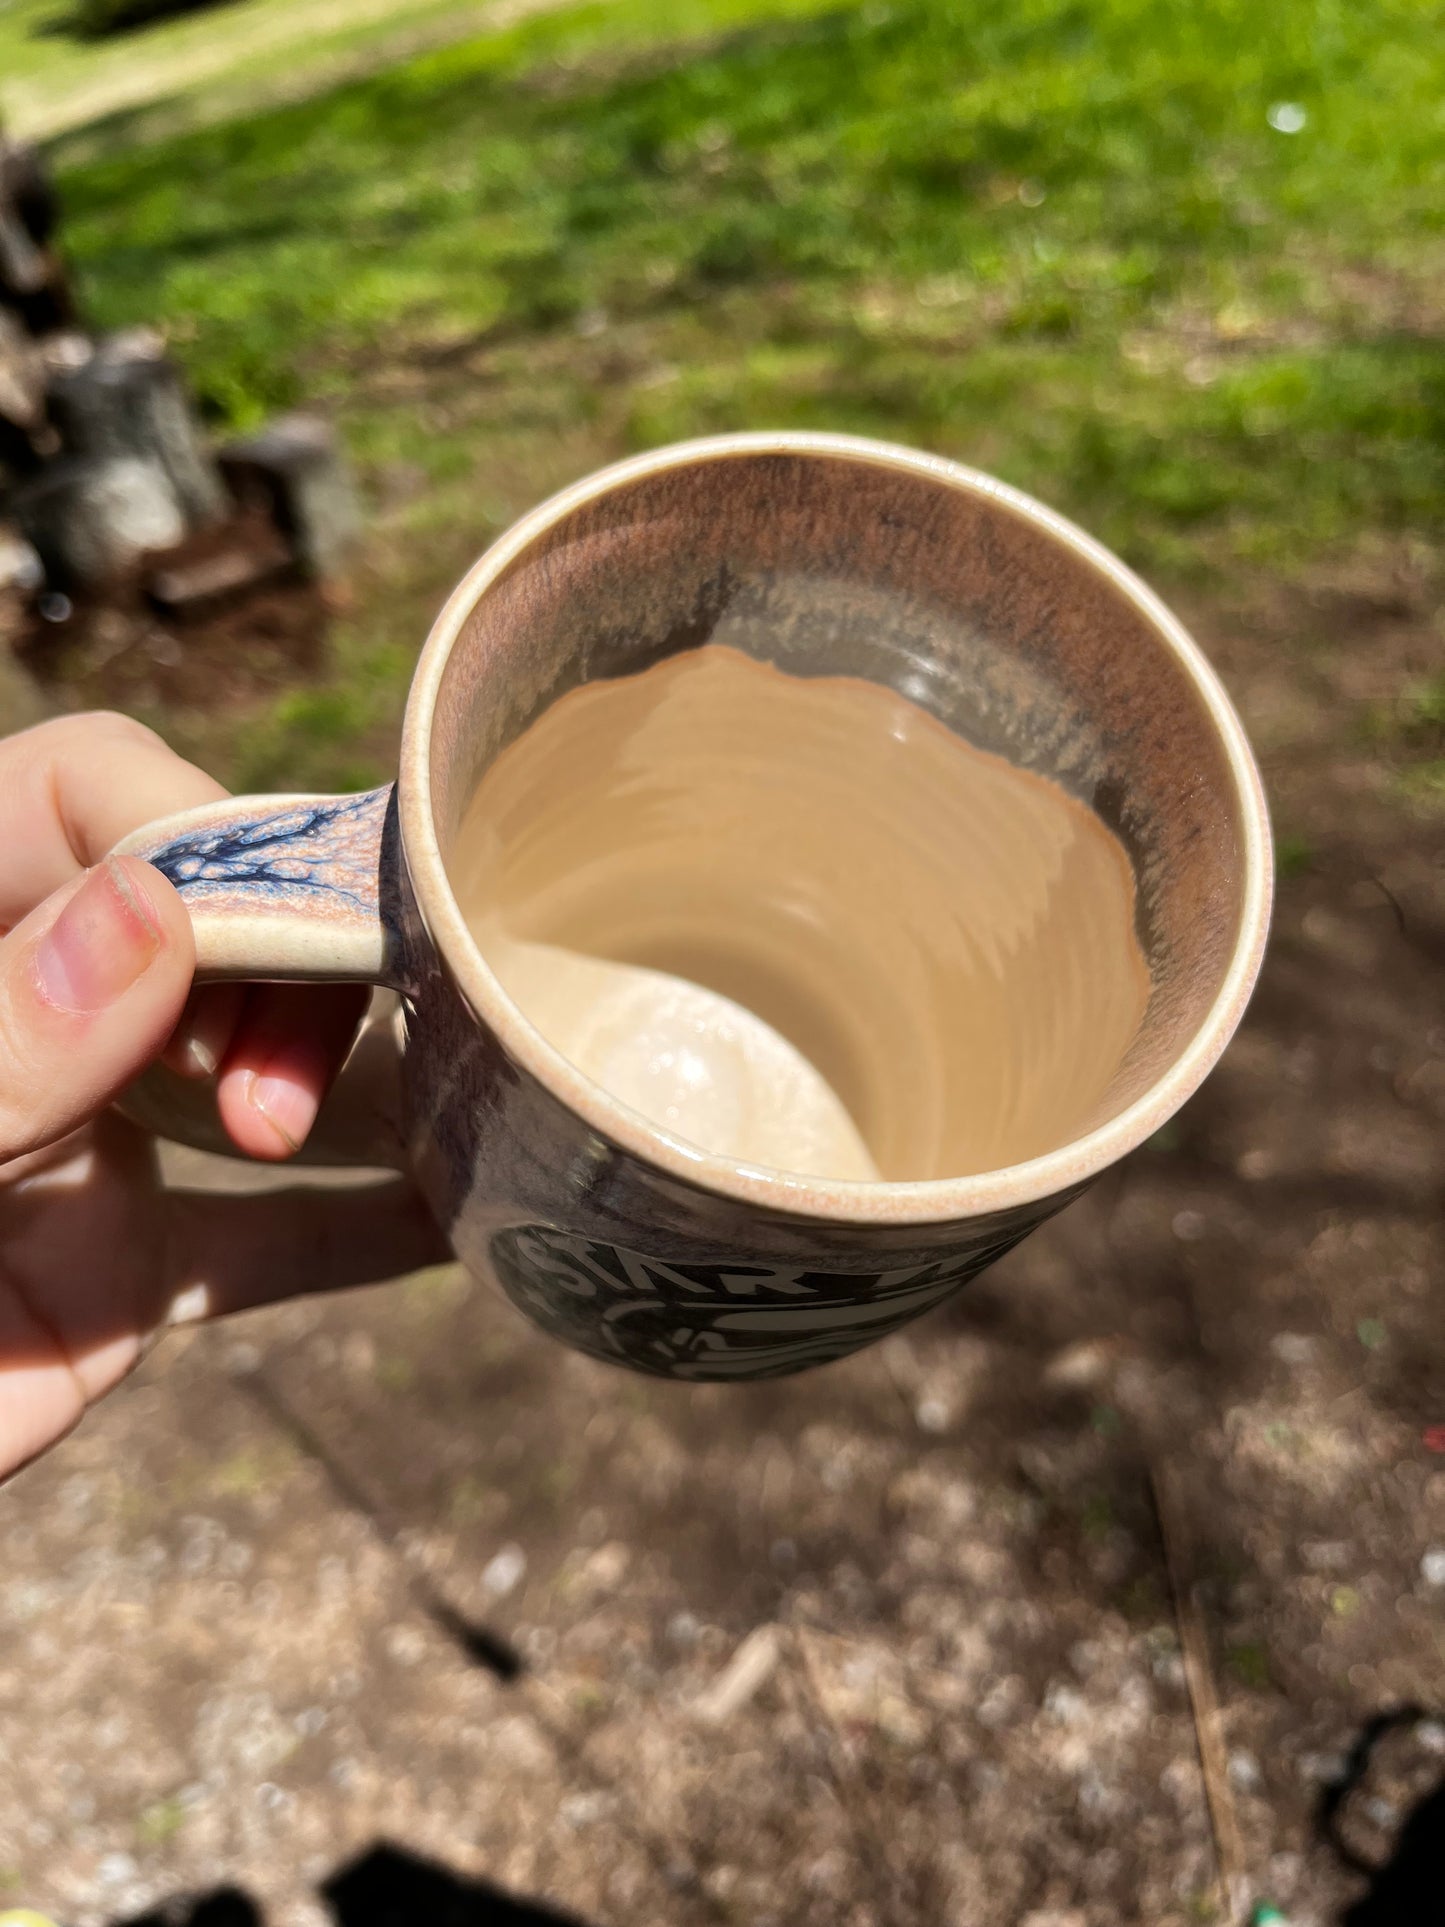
[413,437,1268,1210]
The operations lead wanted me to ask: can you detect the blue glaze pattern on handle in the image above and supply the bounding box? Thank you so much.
[118,783,409,987]
[149,792,381,908]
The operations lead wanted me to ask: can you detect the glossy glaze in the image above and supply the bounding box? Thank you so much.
[116,434,1272,1381]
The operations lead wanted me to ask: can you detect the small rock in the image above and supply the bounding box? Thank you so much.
[582,1541,629,1589]
[97,1854,138,1887]
[1419,1548,1445,1587]
[1172,1209,1206,1242]
[1151,1649,1186,1691]
[481,1542,527,1598]
[915,1395,951,1434]
[1044,1339,1121,1392]
[15,455,185,588]
[384,1624,425,1666]
[0,525,42,596]
[1270,1332,1317,1366]
[1416,1719,1445,1756]
[559,1791,611,1828]
[666,1611,700,1648]
[976,1674,1025,1729]
[1228,1749,1263,1793]
[1161,1755,1203,1806]
[1043,1682,1087,1726]
[1267,1851,1304,1895]
[702,1865,739,1901]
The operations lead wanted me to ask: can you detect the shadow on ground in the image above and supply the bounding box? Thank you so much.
[119,1842,595,1927]
[1320,1709,1445,1926]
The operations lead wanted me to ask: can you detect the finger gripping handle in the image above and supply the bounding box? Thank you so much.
[118,783,409,989]
[113,784,411,1168]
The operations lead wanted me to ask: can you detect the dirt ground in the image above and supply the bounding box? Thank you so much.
[0,563,1441,1927]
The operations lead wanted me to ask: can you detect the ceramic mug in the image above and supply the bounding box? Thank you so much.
[118,433,1272,1381]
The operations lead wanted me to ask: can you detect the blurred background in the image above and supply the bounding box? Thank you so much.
[0,1,1441,1923]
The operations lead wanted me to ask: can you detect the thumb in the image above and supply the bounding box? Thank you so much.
[0,856,195,1161]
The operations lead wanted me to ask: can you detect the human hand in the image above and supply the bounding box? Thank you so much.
[0,713,446,1482]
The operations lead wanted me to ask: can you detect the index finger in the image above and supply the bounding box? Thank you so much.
[0,711,226,932]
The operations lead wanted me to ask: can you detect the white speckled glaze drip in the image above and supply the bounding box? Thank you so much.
[473,936,883,1182]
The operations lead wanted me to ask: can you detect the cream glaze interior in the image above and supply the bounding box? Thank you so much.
[450,644,1151,1182]
[414,438,1267,1212]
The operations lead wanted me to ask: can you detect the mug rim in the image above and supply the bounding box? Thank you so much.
[399,431,1272,1227]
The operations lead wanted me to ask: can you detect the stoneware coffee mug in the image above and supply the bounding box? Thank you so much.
[117,432,1272,1380]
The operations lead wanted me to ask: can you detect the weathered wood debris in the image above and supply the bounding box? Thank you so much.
[0,121,359,652]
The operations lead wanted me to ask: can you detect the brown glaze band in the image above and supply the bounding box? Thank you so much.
[403,433,1271,1227]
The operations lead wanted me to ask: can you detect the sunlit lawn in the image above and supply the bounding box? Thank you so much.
[20,0,1445,785]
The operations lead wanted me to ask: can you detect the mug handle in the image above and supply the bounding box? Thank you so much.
[111,784,412,1170]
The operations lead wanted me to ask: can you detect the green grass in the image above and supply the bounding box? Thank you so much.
[1274,831,1315,878]
[135,1794,187,1847]
[25,0,1445,781]
[1225,1639,1272,1690]
[1365,666,1445,808]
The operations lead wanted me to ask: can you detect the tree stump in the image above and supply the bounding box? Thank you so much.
[0,524,48,727]
[0,310,46,479]
[0,523,42,595]
[0,137,60,249]
[14,454,186,589]
[48,331,226,530]
[0,132,77,335]
[218,413,360,580]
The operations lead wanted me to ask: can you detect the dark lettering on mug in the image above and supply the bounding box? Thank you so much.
[488,1218,1050,1380]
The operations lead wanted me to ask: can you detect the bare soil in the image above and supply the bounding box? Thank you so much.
[12,518,331,720]
[0,565,1441,1927]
